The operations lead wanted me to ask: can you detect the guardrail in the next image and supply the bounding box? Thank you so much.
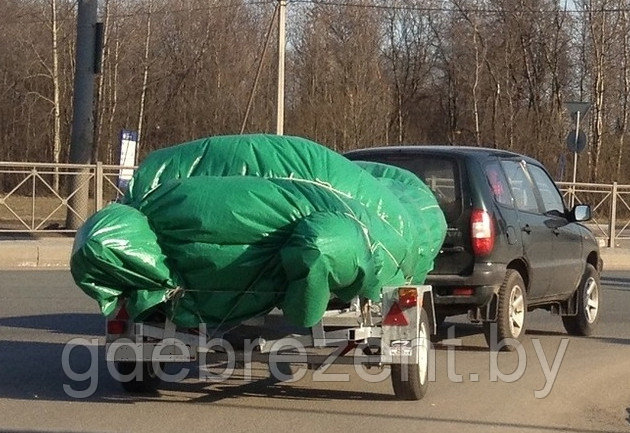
[0,162,133,233]
[0,162,629,247]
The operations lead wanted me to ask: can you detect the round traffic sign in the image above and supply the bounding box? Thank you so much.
[566,129,587,153]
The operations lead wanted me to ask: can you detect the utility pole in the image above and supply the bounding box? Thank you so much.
[66,0,98,229]
[276,0,287,135]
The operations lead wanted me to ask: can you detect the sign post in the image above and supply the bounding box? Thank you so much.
[565,102,590,208]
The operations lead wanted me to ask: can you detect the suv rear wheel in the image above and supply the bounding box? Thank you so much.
[484,269,526,350]
[562,264,600,336]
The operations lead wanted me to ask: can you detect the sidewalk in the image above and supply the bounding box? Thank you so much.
[0,235,628,271]
[0,236,74,268]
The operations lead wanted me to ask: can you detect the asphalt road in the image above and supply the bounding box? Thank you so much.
[0,270,629,433]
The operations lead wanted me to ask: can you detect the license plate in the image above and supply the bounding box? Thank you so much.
[390,340,413,356]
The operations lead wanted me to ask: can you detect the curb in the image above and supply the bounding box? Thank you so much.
[600,248,630,272]
[0,239,72,269]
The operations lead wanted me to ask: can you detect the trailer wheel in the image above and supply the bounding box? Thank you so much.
[114,361,162,393]
[391,308,430,400]
[270,362,296,381]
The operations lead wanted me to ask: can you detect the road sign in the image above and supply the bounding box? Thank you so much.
[118,129,138,190]
[565,101,590,118]
[567,129,587,153]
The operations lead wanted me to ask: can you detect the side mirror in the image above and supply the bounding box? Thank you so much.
[572,204,591,222]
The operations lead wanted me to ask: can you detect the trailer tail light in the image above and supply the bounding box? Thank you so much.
[397,287,418,309]
[471,209,495,256]
[107,306,128,335]
[115,306,129,320]
[382,303,409,326]
[383,287,420,326]
[107,320,126,335]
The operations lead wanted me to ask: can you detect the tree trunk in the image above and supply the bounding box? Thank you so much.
[107,33,120,165]
[94,0,111,163]
[589,5,606,181]
[137,0,153,147]
[472,23,482,146]
[617,9,629,179]
[51,0,61,192]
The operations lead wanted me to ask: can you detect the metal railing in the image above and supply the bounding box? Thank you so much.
[0,161,629,248]
[558,181,630,248]
[0,162,133,233]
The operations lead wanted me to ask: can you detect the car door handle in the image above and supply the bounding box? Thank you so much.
[522,224,532,234]
[552,228,560,236]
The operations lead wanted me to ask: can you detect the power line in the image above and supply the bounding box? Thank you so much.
[1,0,275,26]
[5,0,629,26]
[114,0,275,20]
[289,0,630,14]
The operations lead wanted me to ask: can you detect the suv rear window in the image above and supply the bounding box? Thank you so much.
[349,154,461,223]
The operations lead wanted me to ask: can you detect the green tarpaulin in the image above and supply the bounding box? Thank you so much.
[70,134,446,328]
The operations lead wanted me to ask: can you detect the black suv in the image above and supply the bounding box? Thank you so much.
[345,146,601,347]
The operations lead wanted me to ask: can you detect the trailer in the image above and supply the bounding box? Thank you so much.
[106,285,436,400]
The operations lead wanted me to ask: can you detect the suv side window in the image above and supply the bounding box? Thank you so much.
[500,160,540,213]
[485,162,513,207]
[528,164,566,215]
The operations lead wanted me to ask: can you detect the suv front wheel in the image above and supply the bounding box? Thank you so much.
[484,269,527,350]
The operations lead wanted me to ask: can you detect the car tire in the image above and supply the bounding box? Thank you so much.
[115,361,162,393]
[562,264,600,336]
[270,362,297,381]
[391,308,430,400]
[483,269,526,350]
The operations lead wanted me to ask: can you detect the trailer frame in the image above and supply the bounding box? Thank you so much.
[105,285,435,400]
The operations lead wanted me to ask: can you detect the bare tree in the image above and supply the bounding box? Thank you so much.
[50,0,62,191]
[587,0,606,181]
[2,0,630,187]
[615,3,629,179]
[136,0,153,147]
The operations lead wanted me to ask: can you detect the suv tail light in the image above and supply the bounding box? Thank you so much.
[471,209,495,256]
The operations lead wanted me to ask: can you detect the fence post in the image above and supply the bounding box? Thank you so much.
[95,161,103,212]
[31,168,36,230]
[608,181,617,248]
